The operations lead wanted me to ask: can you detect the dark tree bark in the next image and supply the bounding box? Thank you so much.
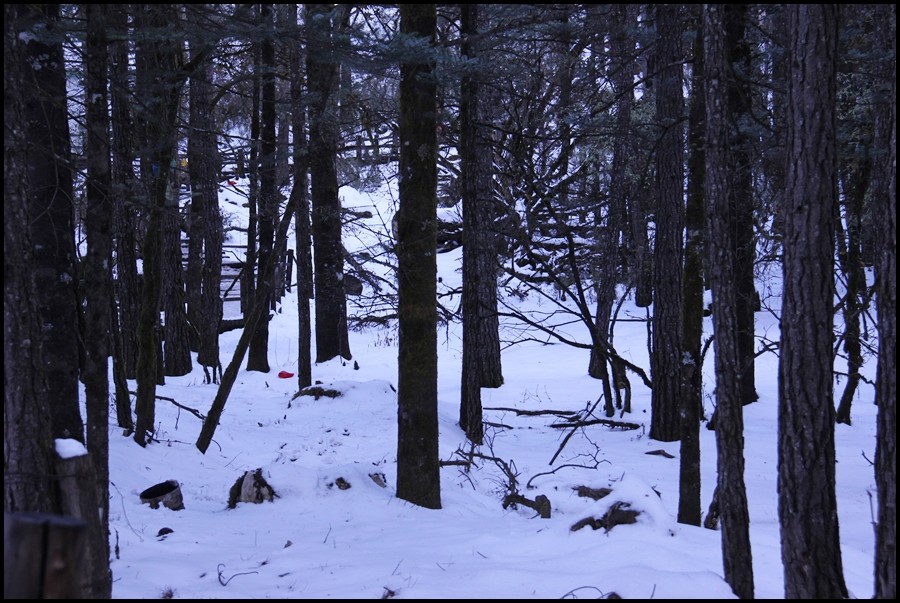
[704,5,754,598]
[108,3,137,428]
[335,4,354,140]
[873,85,896,602]
[8,10,110,597]
[872,5,896,599]
[109,289,134,431]
[248,3,277,373]
[162,189,192,376]
[631,189,653,309]
[833,156,869,425]
[110,4,141,381]
[82,4,114,596]
[761,6,788,254]
[276,79,292,189]
[133,3,184,446]
[679,9,705,528]
[22,3,83,444]
[724,5,758,407]
[588,3,633,419]
[649,3,685,443]
[290,3,313,389]
[243,45,260,317]
[834,4,887,426]
[187,38,224,383]
[554,5,574,210]
[778,5,847,599]
[307,3,352,363]
[459,3,503,445]
[469,20,503,393]
[185,40,204,356]
[396,2,441,510]
[131,4,191,381]
[4,1,62,516]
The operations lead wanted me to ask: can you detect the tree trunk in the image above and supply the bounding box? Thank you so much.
[22,3,83,444]
[243,45,260,317]
[679,8,705,528]
[290,3,313,389]
[248,3,277,373]
[187,44,223,382]
[834,4,884,427]
[110,290,134,430]
[630,116,653,314]
[4,2,62,516]
[276,79,292,189]
[588,4,633,420]
[110,4,142,380]
[162,187,192,377]
[779,6,847,599]
[134,4,183,446]
[872,5,896,599]
[834,162,868,424]
[724,5,758,407]
[650,3,685,443]
[81,5,113,596]
[109,1,138,424]
[396,3,441,510]
[762,6,788,260]
[307,3,352,363]
[459,3,504,445]
[704,5,754,598]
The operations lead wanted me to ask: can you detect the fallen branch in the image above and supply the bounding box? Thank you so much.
[573,485,613,501]
[129,391,205,421]
[550,418,640,430]
[218,318,245,334]
[438,460,471,467]
[525,462,609,489]
[570,501,639,533]
[443,444,550,518]
[503,493,551,518]
[484,406,580,419]
[548,411,642,465]
[549,396,606,465]
[217,563,258,586]
[645,449,675,459]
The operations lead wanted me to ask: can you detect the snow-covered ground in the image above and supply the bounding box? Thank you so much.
[105,172,879,599]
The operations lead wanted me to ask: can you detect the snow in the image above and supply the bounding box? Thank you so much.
[56,438,88,459]
[104,172,879,600]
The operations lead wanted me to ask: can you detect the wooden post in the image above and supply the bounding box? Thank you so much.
[56,452,111,598]
[4,512,86,599]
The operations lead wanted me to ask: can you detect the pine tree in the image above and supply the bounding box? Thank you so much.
[778,5,847,598]
[396,2,441,510]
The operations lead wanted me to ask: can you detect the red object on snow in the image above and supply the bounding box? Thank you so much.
[278,371,294,379]
[228,180,237,186]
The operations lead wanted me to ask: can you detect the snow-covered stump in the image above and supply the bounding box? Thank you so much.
[227,469,276,509]
[140,480,185,511]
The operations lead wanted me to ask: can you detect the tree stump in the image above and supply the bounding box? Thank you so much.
[227,469,276,509]
[140,480,185,510]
